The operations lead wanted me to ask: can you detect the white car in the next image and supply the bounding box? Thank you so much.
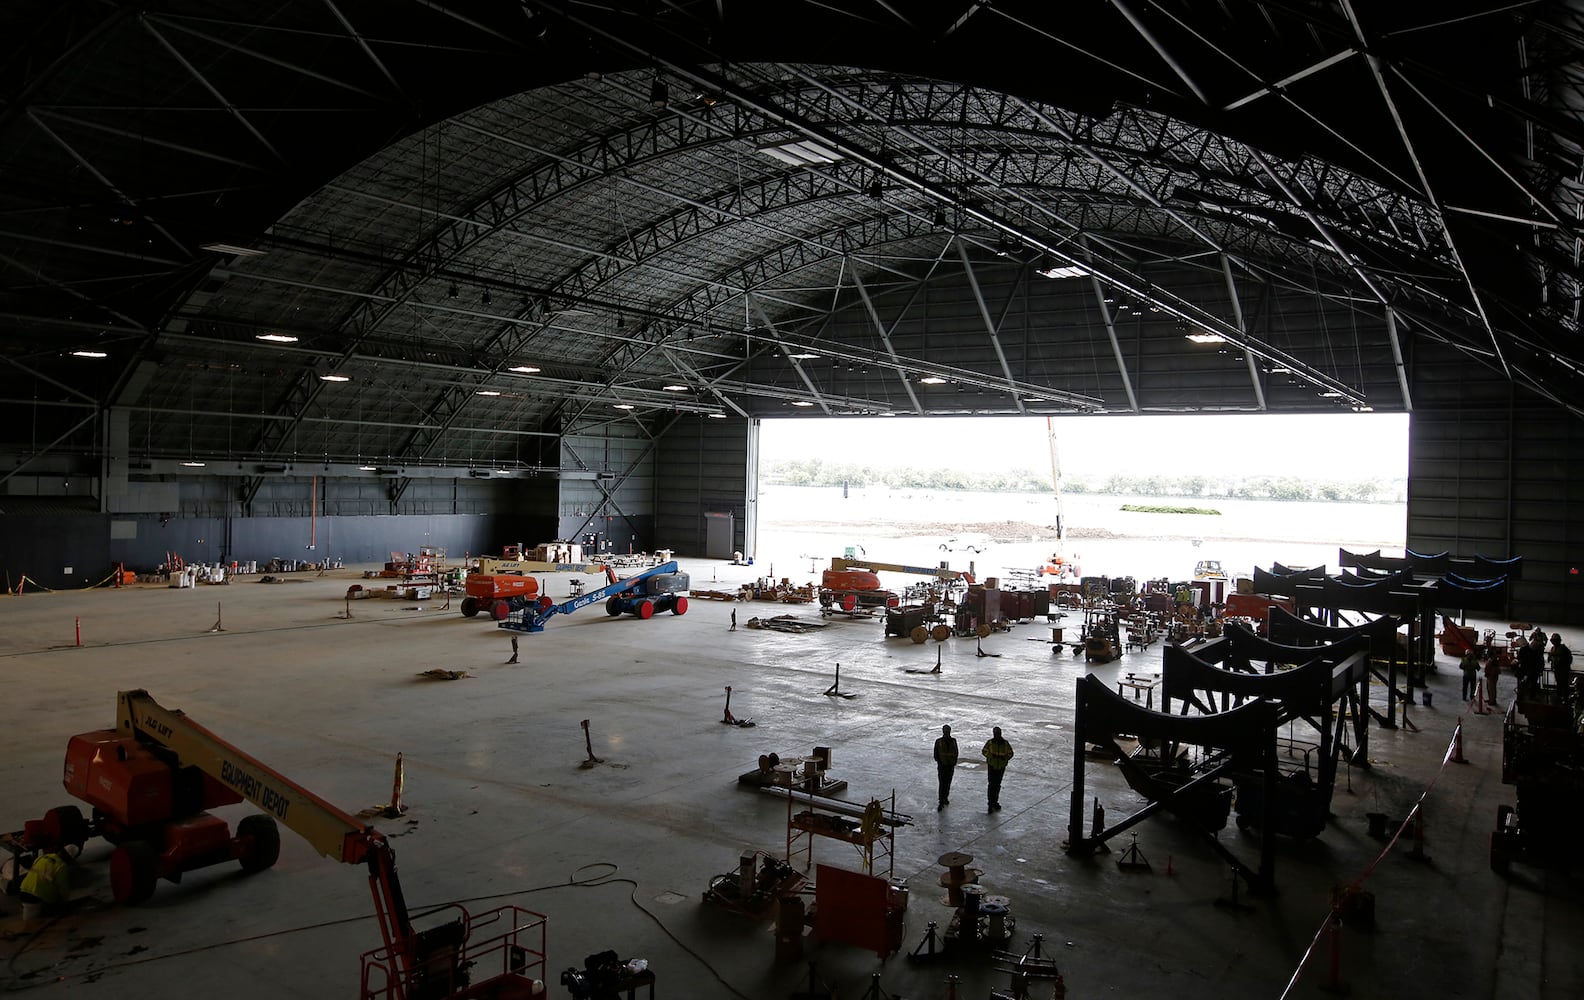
[939,533,991,554]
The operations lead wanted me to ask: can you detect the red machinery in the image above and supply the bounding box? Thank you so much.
[819,568,899,616]
[7,690,548,999]
[461,573,546,619]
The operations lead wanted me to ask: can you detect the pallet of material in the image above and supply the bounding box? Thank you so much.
[691,589,744,601]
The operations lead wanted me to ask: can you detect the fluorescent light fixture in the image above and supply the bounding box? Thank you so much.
[255,333,298,343]
[792,400,814,407]
[662,384,687,392]
[879,412,897,417]
[707,412,726,418]
[475,390,501,396]
[613,403,635,410]
[359,466,378,471]
[758,139,842,166]
[920,376,947,385]
[181,461,205,467]
[1036,264,1087,279]
[318,373,351,382]
[70,350,108,358]
[788,352,819,360]
[199,242,267,257]
[1185,333,1226,344]
[1319,391,1343,398]
[507,365,541,374]
[1269,366,1291,374]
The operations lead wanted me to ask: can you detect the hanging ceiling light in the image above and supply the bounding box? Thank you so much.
[649,77,668,108]
[447,283,459,299]
[481,288,492,306]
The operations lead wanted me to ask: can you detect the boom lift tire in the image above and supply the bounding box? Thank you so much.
[606,597,623,617]
[670,596,689,616]
[910,625,929,644]
[110,840,160,905]
[840,593,858,613]
[637,599,655,620]
[492,600,510,621]
[931,624,951,643]
[460,597,479,618]
[237,815,281,873]
[45,804,89,852]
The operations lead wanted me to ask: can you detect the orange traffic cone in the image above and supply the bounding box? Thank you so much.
[1451,719,1468,764]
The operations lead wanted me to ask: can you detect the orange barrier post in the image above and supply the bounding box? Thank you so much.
[75,617,81,647]
[1407,806,1429,862]
[382,753,406,818]
[1324,906,1344,992]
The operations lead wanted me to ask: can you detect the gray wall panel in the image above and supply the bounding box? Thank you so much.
[654,415,750,557]
[1407,364,1583,625]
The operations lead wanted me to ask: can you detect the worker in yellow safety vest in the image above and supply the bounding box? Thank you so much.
[20,851,70,911]
[981,727,1014,812]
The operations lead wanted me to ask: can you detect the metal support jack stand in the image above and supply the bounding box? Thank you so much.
[993,933,1066,1000]
[208,602,226,633]
[579,719,604,768]
[905,646,943,676]
[1214,866,1254,912]
[788,961,836,1000]
[976,639,1001,658]
[1116,833,1152,873]
[722,685,756,727]
[824,663,857,699]
[907,921,947,963]
[856,972,899,1000]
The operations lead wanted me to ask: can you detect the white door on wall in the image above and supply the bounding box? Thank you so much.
[704,511,734,559]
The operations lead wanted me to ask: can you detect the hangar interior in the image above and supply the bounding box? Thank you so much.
[2,3,1583,999]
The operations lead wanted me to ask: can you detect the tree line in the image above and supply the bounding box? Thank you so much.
[763,459,1405,503]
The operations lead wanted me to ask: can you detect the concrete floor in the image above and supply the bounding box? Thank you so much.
[1,561,1580,999]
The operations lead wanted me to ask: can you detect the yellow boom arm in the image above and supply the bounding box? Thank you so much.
[115,689,376,865]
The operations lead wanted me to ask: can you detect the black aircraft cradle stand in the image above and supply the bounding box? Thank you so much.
[721,685,756,727]
[824,662,858,699]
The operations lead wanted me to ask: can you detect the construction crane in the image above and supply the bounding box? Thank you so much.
[496,560,688,632]
[5,690,549,998]
[1047,416,1066,560]
[827,557,976,584]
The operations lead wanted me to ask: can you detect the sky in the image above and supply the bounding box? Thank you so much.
[760,412,1410,482]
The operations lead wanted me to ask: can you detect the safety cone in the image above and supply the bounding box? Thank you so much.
[1474,677,1487,715]
[1451,719,1468,764]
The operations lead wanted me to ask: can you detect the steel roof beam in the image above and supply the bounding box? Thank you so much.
[749,297,833,415]
[139,16,283,165]
[956,240,1026,414]
[849,265,924,415]
[1088,269,1139,413]
[1221,253,1266,411]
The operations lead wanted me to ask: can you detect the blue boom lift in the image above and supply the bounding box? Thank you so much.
[497,560,690,633]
